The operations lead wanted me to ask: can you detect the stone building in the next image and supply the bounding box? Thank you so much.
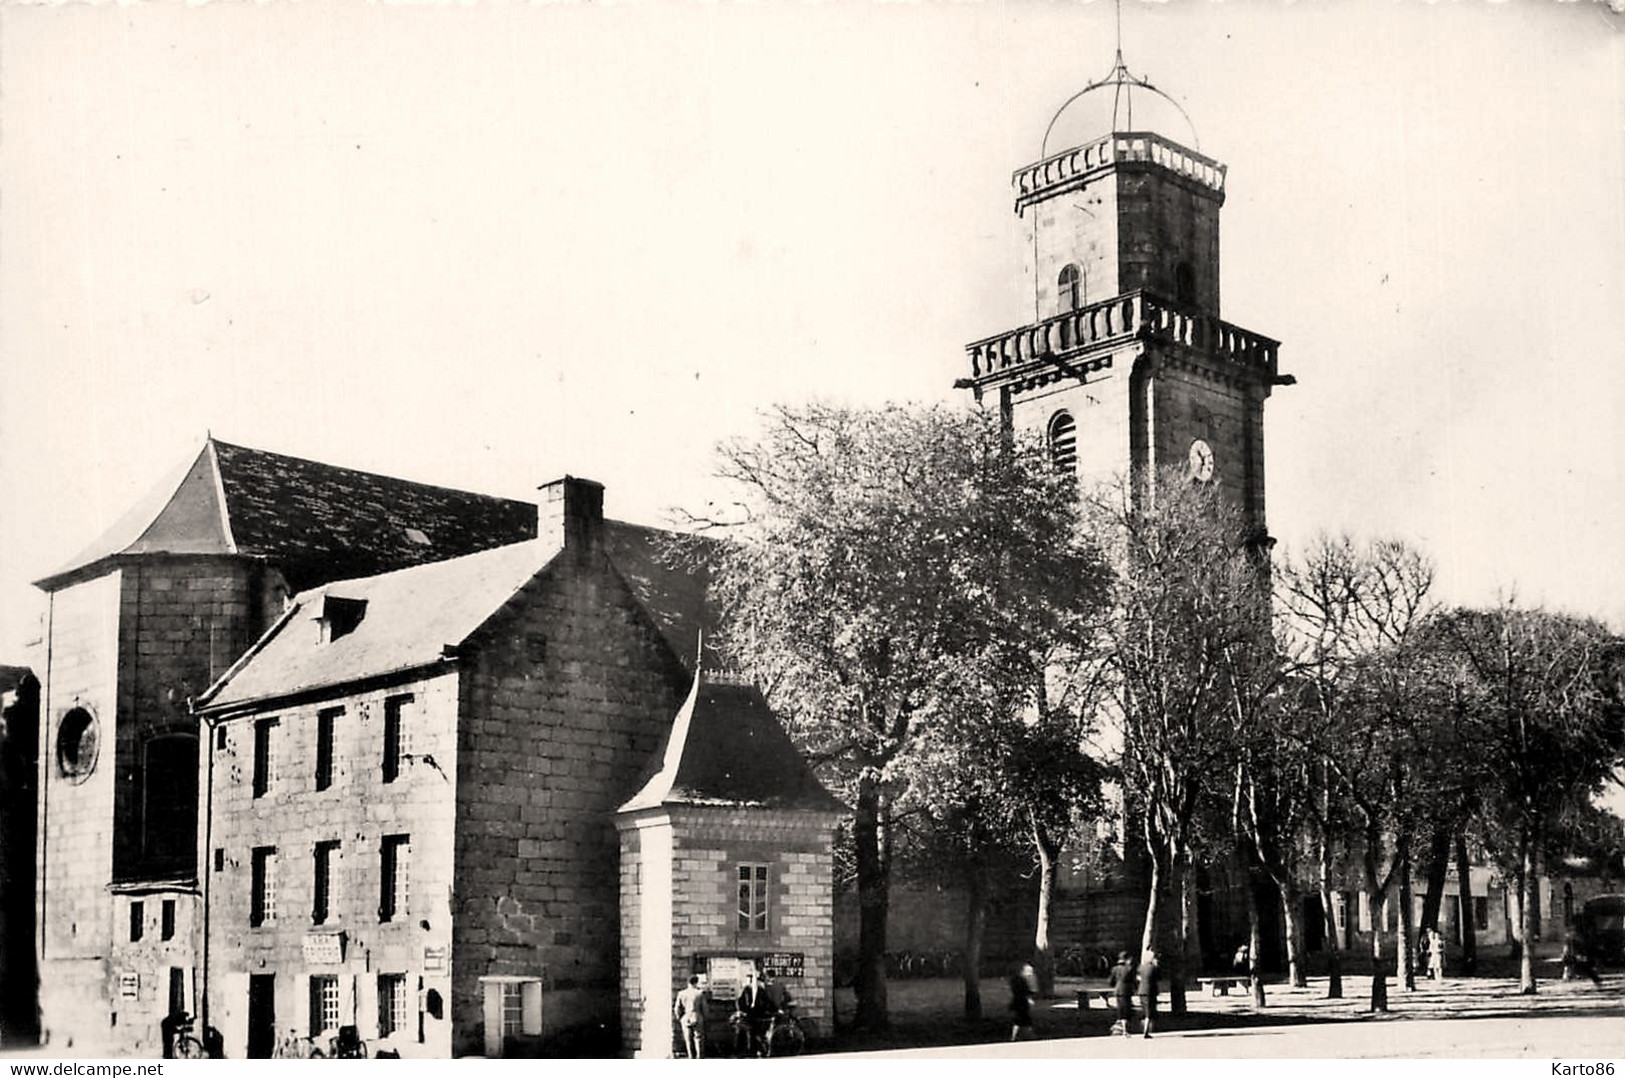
[958,71,1291,969]
[29,440,839,1056]
[617,673,844,1057]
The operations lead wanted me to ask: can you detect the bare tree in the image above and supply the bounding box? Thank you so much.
[1084,468,1269,1015]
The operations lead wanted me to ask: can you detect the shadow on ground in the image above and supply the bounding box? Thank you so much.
[822,971,1625,1056]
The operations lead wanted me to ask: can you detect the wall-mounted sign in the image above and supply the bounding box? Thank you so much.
[424,946,448,972]
[118,973,140,1000]
[763,953,804,979]
[302,932,345,966]
[702,956,751,997]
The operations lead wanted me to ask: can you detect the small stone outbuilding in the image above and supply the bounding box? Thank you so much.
[617,673,843,1057]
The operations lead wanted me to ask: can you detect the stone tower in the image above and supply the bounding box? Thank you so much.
[960,68,1291,536]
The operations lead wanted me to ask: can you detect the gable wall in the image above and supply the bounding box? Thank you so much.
[451,550,688,1056]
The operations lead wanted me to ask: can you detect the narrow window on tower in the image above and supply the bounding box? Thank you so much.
[161,899,176,941]
[1048,411,1078,477]
[382,694,413,784]
[130,901,144,942]
[315,707,340,791]
[1058,263,1082,314]
[1175,261,1197,306]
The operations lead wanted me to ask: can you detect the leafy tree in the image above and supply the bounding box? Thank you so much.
[1438,604,1625,993]
[689,401,1106,1029]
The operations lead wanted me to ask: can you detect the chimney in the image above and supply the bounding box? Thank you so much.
[538,476,605,556]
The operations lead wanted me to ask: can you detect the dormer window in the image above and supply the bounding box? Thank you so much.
[318,596,368,643]
[1057,264,1082,314]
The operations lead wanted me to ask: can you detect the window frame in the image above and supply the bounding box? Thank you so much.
[315,707,341,792]
[252,718,279,799]
[379,834,411,923]
[1047,410,1078,476]
[309,974,340,1037]
[313,840,341,925]
[1057,263,1082,313]
[382,694,413,784]
[378,973,408,1040]
[251,846,278,927]
[737,862,770,933]
[161,899,176,941]
[130,900,144,942]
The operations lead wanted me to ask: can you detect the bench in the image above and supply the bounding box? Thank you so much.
[1074,989,1118,1010]
[1194,975,1248,996]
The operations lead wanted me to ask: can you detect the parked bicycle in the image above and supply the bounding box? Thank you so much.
[170,1016,207,1060]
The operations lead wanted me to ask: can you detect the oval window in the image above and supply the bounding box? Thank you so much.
[57,707,100,782]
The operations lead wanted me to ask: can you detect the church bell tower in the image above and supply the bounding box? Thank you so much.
[961,54,1292,540]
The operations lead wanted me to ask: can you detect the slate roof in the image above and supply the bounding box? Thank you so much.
[197,538,562,711]
[619,672,845,815]
[36,439,538,592]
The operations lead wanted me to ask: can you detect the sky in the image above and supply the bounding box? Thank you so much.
[1,0,1622,663]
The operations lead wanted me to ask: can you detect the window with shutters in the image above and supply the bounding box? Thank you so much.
[251,846,277,926]
[378,974,408,1039]
[309,975,339,1037]
[313,840,340,925]
[315,708,340,791]
[379,834,410,922]
[479,977,542,1057]
[252,718,279,798]
[382,694,413,784]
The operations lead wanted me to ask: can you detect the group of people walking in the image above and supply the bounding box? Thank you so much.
[672,967,796,1058]
[1009,949,1163,1041]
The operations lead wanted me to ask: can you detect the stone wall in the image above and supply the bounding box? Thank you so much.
[37,571,122,1053]
[205,670,460,1058]
[620,806,836,1058]
[451,549,689,1056]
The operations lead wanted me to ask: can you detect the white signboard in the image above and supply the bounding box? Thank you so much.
[704,956,751,998]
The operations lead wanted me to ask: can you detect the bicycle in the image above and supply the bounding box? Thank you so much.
[272,1030,324,1059]
[761,1004,818,1057]
[328,1025,368,1059]
[172,1017,207,1060]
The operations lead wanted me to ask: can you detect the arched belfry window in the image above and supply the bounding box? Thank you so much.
[1048,411,1077,476]
[1174,261,1197,306]
[1057,264,1081,314]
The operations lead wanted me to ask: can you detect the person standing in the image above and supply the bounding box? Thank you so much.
[1136,949,1162,1039]
[1427,928,1445,981]
[673,975,708,1059]
[1008,963,1037,1041]
[1106,951,1136,1037]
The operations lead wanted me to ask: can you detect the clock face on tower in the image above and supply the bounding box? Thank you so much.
[1188,438,1215,482]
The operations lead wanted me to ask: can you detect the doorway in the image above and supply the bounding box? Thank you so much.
[247,975,275,1059]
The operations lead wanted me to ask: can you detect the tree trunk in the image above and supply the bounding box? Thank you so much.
[1518,834,1537,994]
[1140,840,1163,957]
[963,863,988,1020]
[1419,825,1451,932]
[1279,878,1306,989]
[853,773,891,1030]
[1456,830,1477,975]
[1370,916,1389,1012]
[1248,874,1267,1008]
[1318,794,1343,999]
[1171,851,1196,1017]
[1398,852,1416,992]
[1032,816,1059,998]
